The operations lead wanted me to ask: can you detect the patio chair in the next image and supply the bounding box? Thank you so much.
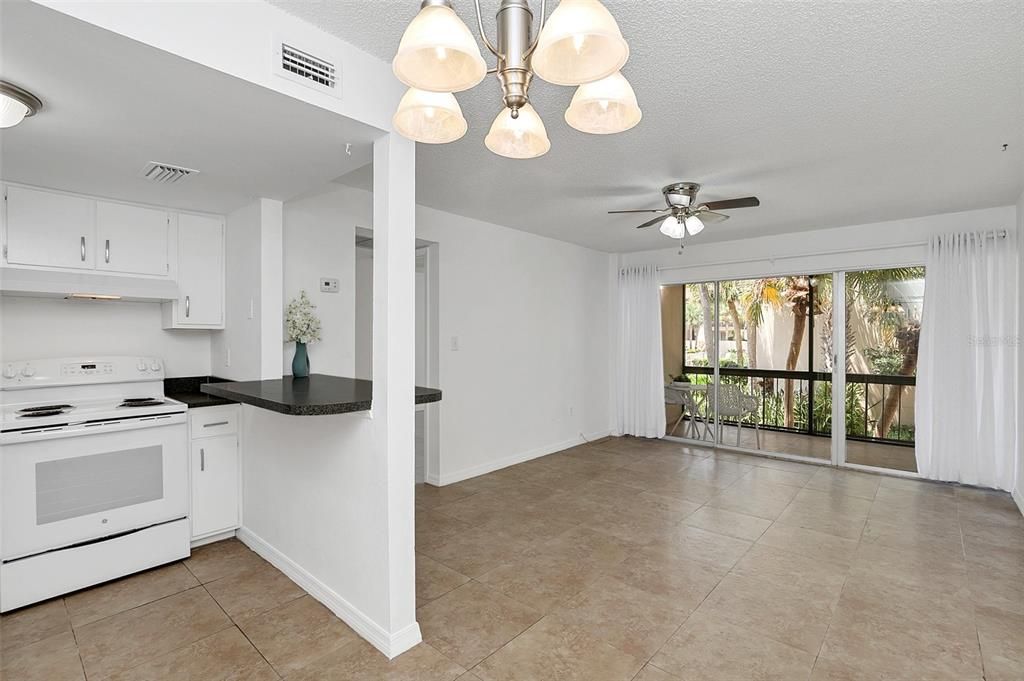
[717,383,760,448]
[664,385,687,436]
[666,384,713,441]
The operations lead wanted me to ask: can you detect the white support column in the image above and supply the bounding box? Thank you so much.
[371,132,420,656]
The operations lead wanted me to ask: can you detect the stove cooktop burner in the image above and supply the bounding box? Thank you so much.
[17,409,68,418]
[118,399,165,408]
[18,404,75,413]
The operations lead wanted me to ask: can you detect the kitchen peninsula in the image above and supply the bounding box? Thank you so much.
[201,374,442,415]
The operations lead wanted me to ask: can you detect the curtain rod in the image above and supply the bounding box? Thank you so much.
[655,229,1008,272]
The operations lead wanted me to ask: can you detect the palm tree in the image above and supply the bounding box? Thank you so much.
[720,281,746,366]
[846,267,925,438]
[741,278,784,370]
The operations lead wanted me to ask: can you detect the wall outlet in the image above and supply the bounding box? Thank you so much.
[320,278,340,293]
[450,336,460,351]
[224,346,231,367]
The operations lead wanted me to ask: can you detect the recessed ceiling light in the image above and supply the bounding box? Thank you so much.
[0,81,43,129]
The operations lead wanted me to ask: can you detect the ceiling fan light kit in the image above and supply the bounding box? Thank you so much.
[392,0,638,158]
[611,182,761,242]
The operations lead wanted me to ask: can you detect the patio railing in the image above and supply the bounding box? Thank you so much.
[679,366,915,446]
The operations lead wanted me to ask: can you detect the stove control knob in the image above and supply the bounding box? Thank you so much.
[137,360,148,372]
[20,365,36,377]
[150,360,161,372]
[2,364,17,379]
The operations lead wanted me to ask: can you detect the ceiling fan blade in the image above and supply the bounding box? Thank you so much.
[696,210,730,224]
[635,215,669,229]
[608,208,669,214]
[701,197,760,211]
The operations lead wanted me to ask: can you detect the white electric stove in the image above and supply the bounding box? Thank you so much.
[0,356,190,611]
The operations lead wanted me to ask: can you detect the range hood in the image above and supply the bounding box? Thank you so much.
[0,267,180,302]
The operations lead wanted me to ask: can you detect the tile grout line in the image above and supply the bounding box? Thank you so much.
[198,574,285,679]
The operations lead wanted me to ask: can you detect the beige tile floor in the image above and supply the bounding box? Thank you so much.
[4,436,1022,680]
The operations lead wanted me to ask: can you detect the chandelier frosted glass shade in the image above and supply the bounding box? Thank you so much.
[564,72,641,134]
[392,4,487,93]
[484,104,551,159]
[392,88,468,144]
[684,215,705,235]
[660,216,685,239]
[531,0,629,86]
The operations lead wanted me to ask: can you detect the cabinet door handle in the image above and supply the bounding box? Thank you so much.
[200,447,205,472]
[80,236,86,262]
[203,421,229,428]
[105,239,110,263]
[185,295,190,318]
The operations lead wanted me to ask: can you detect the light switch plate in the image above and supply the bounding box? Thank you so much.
[320,278,340,293]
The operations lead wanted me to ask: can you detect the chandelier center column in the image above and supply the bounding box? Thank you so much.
[495,0,534,117]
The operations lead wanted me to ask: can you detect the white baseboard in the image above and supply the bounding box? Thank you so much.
[190,529,236,549]
[237,527,422,659]
[433,429,612,486]
[1013,487,1024,518]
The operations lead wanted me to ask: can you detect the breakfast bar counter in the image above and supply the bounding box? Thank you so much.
[200,374,442,415]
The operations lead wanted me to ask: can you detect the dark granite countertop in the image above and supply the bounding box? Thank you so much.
[199,374,442,416]
[165,376,238,408]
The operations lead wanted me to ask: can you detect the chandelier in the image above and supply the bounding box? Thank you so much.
[391,0,640,159]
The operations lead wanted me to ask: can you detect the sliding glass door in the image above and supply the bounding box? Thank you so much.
[840,267,925,472]
[661,283,717,441]
[661,266,925,474]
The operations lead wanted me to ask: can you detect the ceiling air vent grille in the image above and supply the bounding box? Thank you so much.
[142,162,199,184]
[281,43,336,89]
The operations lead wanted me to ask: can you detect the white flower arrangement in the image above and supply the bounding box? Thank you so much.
[285,290,322,344]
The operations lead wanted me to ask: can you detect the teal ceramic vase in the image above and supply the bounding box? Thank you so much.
[292,342,310,378]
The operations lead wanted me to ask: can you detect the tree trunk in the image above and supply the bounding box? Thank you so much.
[699,284,714,363]
[875,325,920,438]
[727,298,744,366]
[783,305,808,428]
[747,321,758,369]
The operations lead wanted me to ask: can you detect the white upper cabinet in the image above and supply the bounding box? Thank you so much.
[95,201,170,276]
[4,185,96,269]
[163,213,224,328]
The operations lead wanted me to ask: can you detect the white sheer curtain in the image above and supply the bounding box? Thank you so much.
[916,229,1019,490]
[617,264,666,438]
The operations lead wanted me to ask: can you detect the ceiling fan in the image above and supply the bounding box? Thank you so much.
[608,182,760,240]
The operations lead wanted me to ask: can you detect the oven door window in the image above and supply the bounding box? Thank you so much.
[36,446,164,524]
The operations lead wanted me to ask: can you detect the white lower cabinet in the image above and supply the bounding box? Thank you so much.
[189,406,239,540]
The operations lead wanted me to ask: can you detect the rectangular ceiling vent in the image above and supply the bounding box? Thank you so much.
[281,43,336,90]
[141,162,199,184]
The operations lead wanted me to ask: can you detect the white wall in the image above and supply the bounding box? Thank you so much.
[415,204,613,484]
[280,183,613,484]
[354,245,374,379]
[282,185,370,377]
[211,201,260,380]
[36,0,404,132]
[0,296,211,376]
[1016,189,1024,514]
